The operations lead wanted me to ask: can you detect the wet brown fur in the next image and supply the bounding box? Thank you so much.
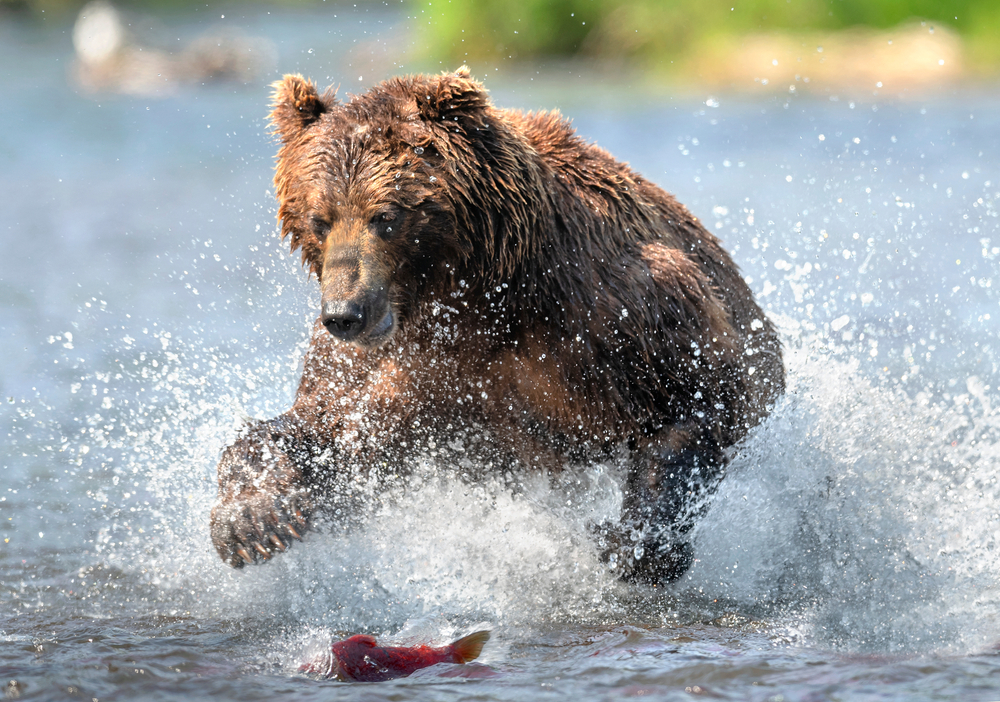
[210,68,784,582]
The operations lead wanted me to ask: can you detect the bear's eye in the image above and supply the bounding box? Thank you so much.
[372,208,401,239]
[309,215,330,240]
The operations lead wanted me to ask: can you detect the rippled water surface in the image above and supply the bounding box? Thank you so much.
[3,8,1000,701]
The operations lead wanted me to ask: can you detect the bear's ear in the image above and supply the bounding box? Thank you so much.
[269,74,334,141]
[416,66,489,122]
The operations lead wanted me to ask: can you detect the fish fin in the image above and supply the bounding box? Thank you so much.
[450,630,490,663]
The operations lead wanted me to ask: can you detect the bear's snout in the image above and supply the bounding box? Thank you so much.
[321,292,393,344]
[321,298,366,340]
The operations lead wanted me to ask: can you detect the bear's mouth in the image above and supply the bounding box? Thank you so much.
[357,308,395,346]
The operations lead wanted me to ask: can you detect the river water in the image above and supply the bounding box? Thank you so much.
[3,7,1000,701]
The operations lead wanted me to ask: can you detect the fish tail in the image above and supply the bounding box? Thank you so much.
[450,630,490,663]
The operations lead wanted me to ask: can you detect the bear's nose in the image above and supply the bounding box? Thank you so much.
[321,299,366,340]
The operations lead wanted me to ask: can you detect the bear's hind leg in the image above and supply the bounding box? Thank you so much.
[597,423,725,585]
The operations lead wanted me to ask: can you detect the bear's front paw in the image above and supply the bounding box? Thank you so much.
[210,488,313,568]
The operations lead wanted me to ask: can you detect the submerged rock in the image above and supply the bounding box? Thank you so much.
[71,0,275,96]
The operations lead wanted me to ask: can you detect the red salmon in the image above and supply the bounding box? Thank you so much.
[299,630,490,682]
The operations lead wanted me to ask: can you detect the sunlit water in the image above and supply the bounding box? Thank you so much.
[3,8,1000,701]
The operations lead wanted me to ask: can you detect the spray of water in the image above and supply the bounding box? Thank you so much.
[55,235,1000,659]
[684,315,1000,653]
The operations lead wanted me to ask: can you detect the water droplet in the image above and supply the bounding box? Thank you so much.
[414,147,424,155]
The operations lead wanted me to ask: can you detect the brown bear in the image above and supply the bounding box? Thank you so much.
[209,67,784,584]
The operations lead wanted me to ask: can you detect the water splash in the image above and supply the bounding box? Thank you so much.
[684,318,1000,653]
[46,290,995,658]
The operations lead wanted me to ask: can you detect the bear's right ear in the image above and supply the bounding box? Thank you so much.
[415,66,490,123]
[269,74,333,141]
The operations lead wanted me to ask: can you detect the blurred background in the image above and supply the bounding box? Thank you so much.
[0,0,1000,94]
[2,0,999,96]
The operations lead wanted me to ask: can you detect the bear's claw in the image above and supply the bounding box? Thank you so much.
[210,487,314,568]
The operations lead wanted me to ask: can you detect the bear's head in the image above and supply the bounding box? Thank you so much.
[269,67,546,347]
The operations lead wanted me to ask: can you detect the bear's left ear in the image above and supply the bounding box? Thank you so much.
[269,74,335,142]
[416,66,490,122]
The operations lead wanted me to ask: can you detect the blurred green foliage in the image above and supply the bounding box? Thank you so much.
[415,0,1000,73]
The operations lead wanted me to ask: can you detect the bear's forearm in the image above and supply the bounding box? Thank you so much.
[216,413,314,492]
